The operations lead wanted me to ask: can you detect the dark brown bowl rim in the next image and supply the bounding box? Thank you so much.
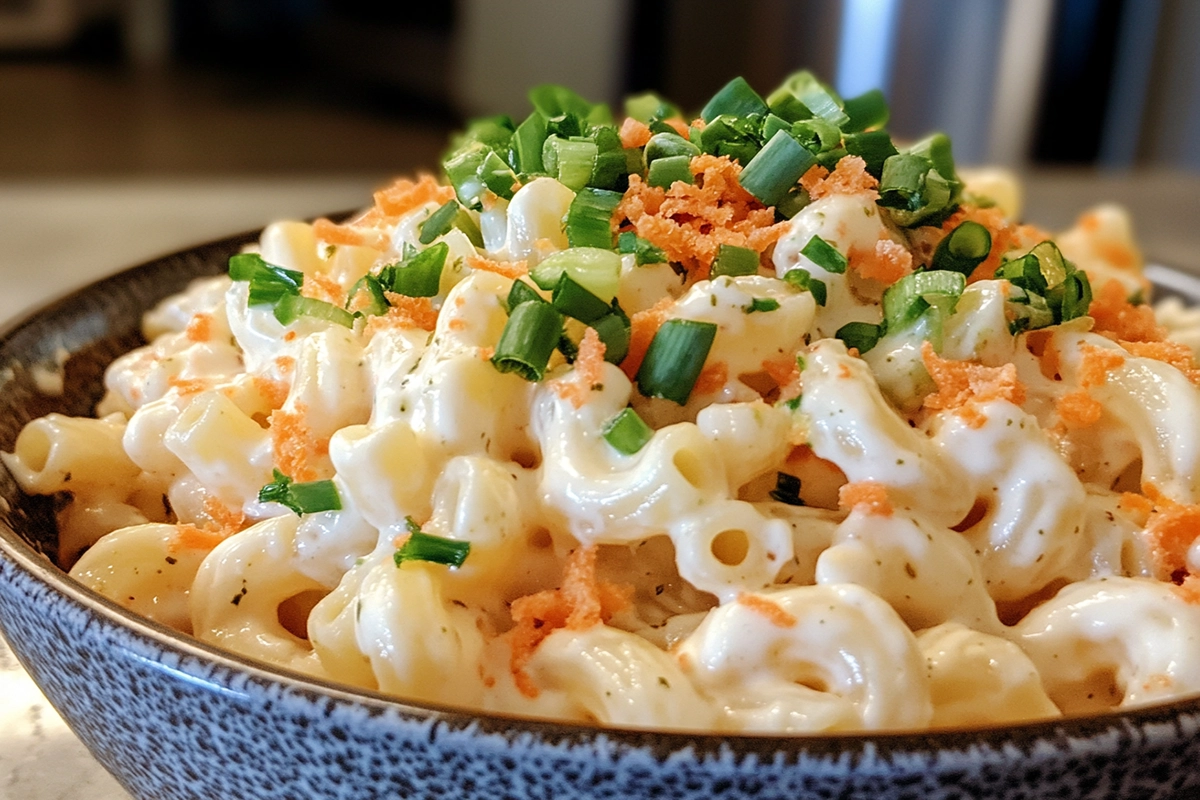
[3,229,1200,763]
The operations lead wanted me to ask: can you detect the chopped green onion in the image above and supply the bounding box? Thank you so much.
[452,205,484,248]
[711,244,760,278]
[933,221,992,276]
[542,136,597,191]
[648,154,695,189]
[529,247,621,302]
[701,77,769,122]
[791,118,843,155]
[456,115,514,152]
[625,92,681,124]
[552,273,611,323]
[843,130,898,178]
[491,300,564,381]
[229,253,304,306]
[591,308,631,364]
[443,141,490,210]
[745,297,780,313]
[878,134,962,227]
[273,294,355,328]
[696,115,763,164]
[767,70,848,127]
[800,235,848,274]
[394,516,470,568]
[769,472,805,505]
[566,187,622,249]
[346,274,389,317]
[380,242,449,298]
[418,200,460,245]
[775,186,812,220]
[782,267,827,306]
[602,407,654,455]
[512,112,548,174]
[506,279,545,313]
[636,319,718,404]
[1051,271,1093,323]
[996,241,1090,325]
[258,469,342,516]
[842,89,889,132]
[836,320,886,353]
[529,84,599,129]
[738,129,817,208]
[617,231,667,265]
[643,132,700,165]
[882,270,966,331]
[479,149,520,200]
[761,113,792,142]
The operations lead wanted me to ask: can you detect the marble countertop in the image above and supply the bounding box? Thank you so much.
[0,170,1197,798]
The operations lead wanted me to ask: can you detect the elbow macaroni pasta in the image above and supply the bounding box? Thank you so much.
[9,145,1200,735]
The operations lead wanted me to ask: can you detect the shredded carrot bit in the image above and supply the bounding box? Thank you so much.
[1056,390,1104,429]
[838,481,893,516]
[467,254,529,279]
[283,331,297,342]
[1089,279,1165,343]
[185,313,213,343]
[448,318,468,331]
[800,156,879,201]
[554,328,607,408]
[921,341,1026,424]
[736,593,797,628]
[373,173,457,218]
[1145,501,1200,580]
[167,376,210,396]
[312,217,387,251]
[270,405,318,482]
[1078,343,1126,388]
[618,117,652,149]
[478,346,495,361]
[361,294,439,335]
[506,546,633,698]
[1118,492,1154,527]
[692,361,728,396]
[621,296,676,378]
[252,376,289,410]
[203,496,245,537]
[1025,329,1061,380]
[170,524,227,553]
[1121,339,1200,386]
[849,237,913,285]
[274,355,295,375]
[302,272,346,306]
[615,154,784,279]
[1173,575,1200,604]
[665,118,691,138]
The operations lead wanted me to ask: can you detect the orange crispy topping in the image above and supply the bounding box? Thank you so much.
[554,327,607,408]
[621,296,676,378]
[761,355,800,388]
[312,217,387,251]
[274,355,295,375]
[921,341,1026,424]
[1056,390,1104,429]
[171,524,227,553]
[467,254,529,279]
[800,156,879,201]
[1121,340,1200,385]
[361,294,439,335]
[302,272,346,306]
[1089,279,1165,343]
[1145,501,1200,580]
[506,546,633,698]
[1118,492,1154,527]
[665,118,691,138]
[838,481,893,516]
[202,496,245,537]
[167,376,210,396]
[850,237,914,285]
[185,313,213,343]
[269,406,318,482]
[615,155,784,279]
[1078,343,1126,388]
[1025,329,1062,380]
[736,593,797,628]
[691,361,728,396]
[373,174,456,218]
[1173,575,1200,604]
[478,346,495,361]
[618,117,652,149]
[252,375,289,410]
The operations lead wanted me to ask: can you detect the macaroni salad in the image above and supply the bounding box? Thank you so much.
[8,73,1200,732]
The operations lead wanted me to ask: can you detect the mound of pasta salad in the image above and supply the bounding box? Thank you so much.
[7,72,1200,732]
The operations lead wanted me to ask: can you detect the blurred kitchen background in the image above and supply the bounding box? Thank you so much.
[1,0,1200,325]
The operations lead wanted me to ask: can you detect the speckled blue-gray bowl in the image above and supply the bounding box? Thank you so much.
[2,232,1200,800]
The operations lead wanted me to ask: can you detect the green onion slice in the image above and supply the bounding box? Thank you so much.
[768,472,805,505]
[617,231,668,266]
[394,516,470,568]
[843,130,898,178]
[745,297,780,313]
[636,319,718,404]
[643,132,700,165]
[529,247,621,302]
[273,294,355,328]
[835,320,886,353]
[506,279,545,313]
[443,141,490,210]
[602,407,654,455]
[418,200,460,245]
[766,70,849,127]
[701,77,769,122]
[566,187,622,249]
[648,154,695,189]
[932,220,992,276]
[542,136,597,191]
[258,469,342,516]
[842,89,889,132]
[512,111,548,174]
[882,270,966,331]
[591,308,631,365]
[346,274,389,317]
[711,244,760,278]
[782,267,827,306]
[738,129,817,208]
[229,253,304,306]
[800,235,848,274]
[381,243,449,298]
[491,300,564,382]
[552,273,611,323]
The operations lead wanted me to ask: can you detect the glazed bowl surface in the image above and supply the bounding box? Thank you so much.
[1,231,1199,800]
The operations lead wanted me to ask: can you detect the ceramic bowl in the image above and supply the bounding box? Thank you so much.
[1,231,1199,800]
